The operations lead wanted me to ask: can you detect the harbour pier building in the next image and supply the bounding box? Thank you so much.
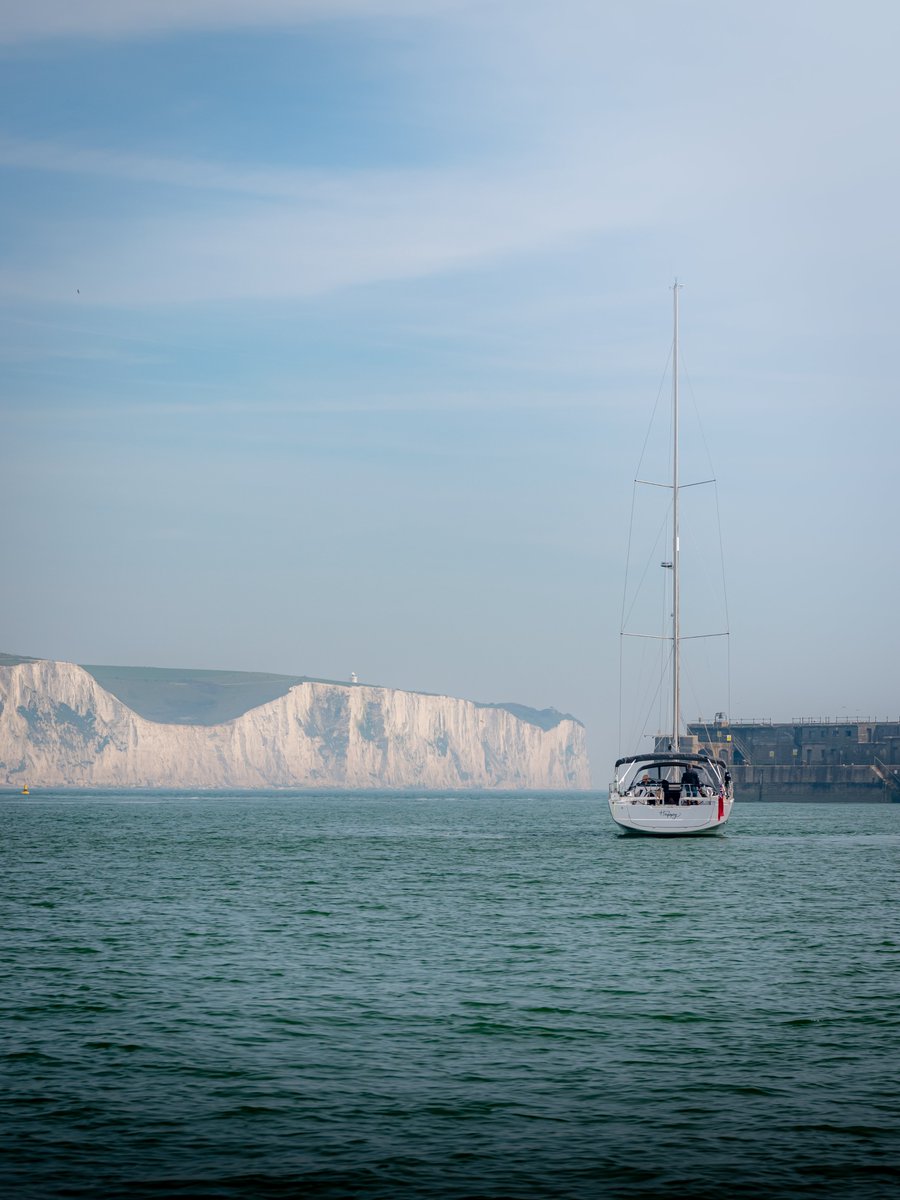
[681,715,900,802]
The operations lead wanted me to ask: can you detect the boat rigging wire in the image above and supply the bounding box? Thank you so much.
[682,352,732,717]
[617,315,732,754]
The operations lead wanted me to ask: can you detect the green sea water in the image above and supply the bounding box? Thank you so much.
[2,793,898,1198]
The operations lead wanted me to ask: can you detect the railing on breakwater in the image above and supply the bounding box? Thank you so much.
[698,716,900,727]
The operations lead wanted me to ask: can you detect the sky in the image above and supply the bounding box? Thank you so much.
[2,0,899,780]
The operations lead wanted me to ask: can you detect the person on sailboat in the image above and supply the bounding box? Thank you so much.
[681,766,701,797]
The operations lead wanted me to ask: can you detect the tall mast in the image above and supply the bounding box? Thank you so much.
[672,280,681,752]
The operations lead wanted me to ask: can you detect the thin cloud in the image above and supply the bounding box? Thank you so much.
[0,139,682,305]
[0,0,465,43]
[0,344,161,365]
[6,389,601,420]
[0,136,324,197]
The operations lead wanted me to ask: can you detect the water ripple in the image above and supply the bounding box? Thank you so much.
[1,794,898,1197]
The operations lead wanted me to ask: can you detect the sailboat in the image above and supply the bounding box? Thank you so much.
[608,284,734,836]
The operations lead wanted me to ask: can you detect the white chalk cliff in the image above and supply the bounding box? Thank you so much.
[0,659,590,790]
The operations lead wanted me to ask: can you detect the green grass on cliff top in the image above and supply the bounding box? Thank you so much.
[1,654,578,730]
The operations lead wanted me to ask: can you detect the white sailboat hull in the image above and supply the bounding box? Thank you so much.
[608,793,733,836]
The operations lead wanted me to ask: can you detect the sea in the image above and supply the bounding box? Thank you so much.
[2,792,898,1199]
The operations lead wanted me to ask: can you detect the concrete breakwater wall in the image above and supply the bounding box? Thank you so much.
[730,764,892,803]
